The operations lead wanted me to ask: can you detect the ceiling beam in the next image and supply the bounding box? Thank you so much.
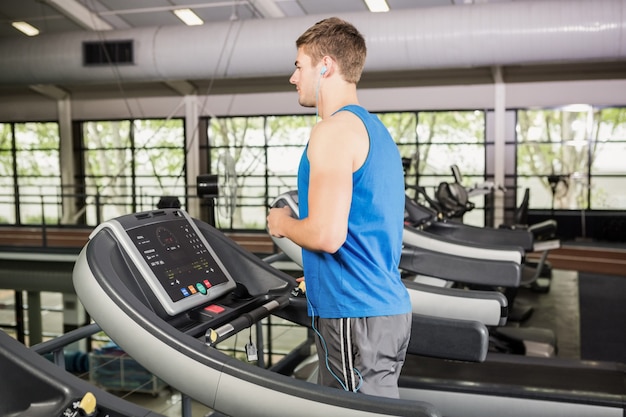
[29,84,69,100]
[165,80,197,96]
[249,0,286,18]
[44,0,114,31]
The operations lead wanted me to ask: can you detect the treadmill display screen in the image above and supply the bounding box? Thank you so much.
[125,215,232,304]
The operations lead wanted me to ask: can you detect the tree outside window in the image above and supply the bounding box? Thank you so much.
[82,119,184,225]
[517,107,626,212]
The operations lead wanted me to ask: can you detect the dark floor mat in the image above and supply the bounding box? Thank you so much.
[578,272,626,364]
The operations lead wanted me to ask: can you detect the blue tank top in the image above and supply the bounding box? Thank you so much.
[298,105,411,318]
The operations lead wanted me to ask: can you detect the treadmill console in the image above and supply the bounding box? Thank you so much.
[90,209,237,316]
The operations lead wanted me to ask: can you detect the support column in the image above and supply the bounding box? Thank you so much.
[58,96,78,224]
[185,94,201,218]
[29,84,77,224]
[492,66,506,227]
[26,291,42,346]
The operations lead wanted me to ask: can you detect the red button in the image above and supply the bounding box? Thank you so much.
[204,304,225,314]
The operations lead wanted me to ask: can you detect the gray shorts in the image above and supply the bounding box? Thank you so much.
[313,313,412,398]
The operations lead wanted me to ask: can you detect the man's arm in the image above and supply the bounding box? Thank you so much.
[267,118,356,253]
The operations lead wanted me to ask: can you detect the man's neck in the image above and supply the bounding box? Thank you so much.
[319,83,359,120]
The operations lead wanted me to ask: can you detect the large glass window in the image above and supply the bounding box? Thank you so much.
[207,115,315,230]
[379,111,418,184]
[517,108,590,211]
[16,122,62,224]
[208,116,264,230]
[82,119,185,224]
[3,106,622,233]
[517,106,626,211]
[265,115,315,198]
[411,111,486,226]
[0,123,15,224]
[0,122,61,225]
[206,111,486,230]
[590,107,626,209]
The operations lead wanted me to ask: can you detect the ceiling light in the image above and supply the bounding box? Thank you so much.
[12,21,40,36]
[364,0,390,13]
[173,8,204,26]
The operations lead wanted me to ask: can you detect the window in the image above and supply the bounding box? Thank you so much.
[0,122,61,225]
[410,111,486,226]
[516,106,626,211]
[81,119,185,224]
[590,107,626,209]
[207,115,315,229]
[16,122,62,224]
[3,107,621,236]
[0,123,15,224]
[205,111,486,230]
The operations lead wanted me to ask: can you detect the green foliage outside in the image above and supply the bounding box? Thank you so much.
[1,107,625,228]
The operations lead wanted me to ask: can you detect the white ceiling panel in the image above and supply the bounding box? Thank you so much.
[0,0,516,39]
[0,0,623,100]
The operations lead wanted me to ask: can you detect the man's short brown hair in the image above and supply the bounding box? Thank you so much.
[296,17,367,84]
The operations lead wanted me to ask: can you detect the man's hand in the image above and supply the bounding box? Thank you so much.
[267,205,294,238]
[291,276,306,297]
[296,276,305,292]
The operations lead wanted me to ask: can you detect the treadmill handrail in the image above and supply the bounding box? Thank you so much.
[404,280,507,326]
[403,226,524,264]
[427,220,534,252]
[400,245,521,288]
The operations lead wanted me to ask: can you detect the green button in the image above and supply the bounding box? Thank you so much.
[196,282,207,294]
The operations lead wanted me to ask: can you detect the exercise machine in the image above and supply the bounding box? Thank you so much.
[72,208,445,417]
[0,328,164,417]
[271,190,554,357]
[72,207,625,417]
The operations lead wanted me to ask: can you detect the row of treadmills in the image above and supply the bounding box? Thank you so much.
[1,191,624,417]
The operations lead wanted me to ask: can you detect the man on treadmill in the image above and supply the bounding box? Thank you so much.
[267,17,412,398]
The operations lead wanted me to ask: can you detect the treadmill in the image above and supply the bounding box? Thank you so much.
[405,195,559,293]
[270,191,625,416]
[72,208,442,417]
[72,208,625,417]
[0,328,164,417]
